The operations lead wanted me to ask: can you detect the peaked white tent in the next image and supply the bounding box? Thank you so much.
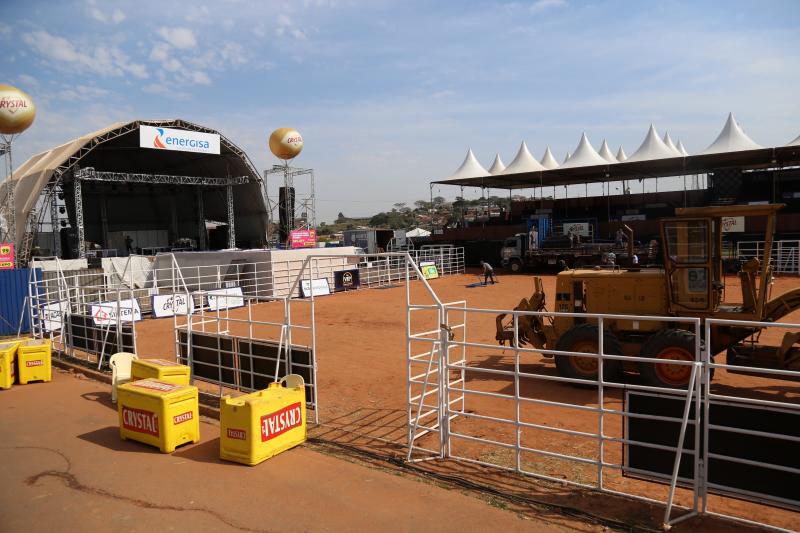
[701,113,762,154]
[501,141,545,174]
[663,132,682,156]
[540,147,559,169]
[616,146,628,162]
[626,124,677,162]
[559,133,609,168]
[787,134,800,147]
[563,151,571,164]
[676,140,690,156]
[446,148,490,180]
[406,227,431,238]
[488,154,506,175]
[598,140,617,163]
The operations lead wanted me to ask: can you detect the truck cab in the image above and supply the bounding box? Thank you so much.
[500,234,526,272]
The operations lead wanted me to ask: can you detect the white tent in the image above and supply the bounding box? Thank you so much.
[598,140,617,163]
[663,132,682,156]
[501,141,545,174]
[540,147,559,169]
[626,124,677,162]
[559,133,609,168]
[406,227,431,238]
[616,146,628,162]
[563,151,571,164]
[488,154,506,175]
[676,140,689,156]
[701,113,762,154]
[785,133,800,147]
[446,148,490,180]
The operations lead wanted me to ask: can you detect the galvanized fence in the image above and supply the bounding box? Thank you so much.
[407,300,800,531]
[737,240,800,274]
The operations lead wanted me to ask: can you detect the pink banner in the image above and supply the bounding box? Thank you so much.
[0,243,14,270]
[289,229,317,249]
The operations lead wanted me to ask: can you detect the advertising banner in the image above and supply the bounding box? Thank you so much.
[0,243,14,269]
[420,261,439,280]
[139,125,220,155]
[289,229,317,248]
[562,222,590,237]
[721,216,745,233]
[42,300,68,332]
[207,287,244,311]
[300,278,331,297]
[91,299,142,326]
[151,293,195,318]
[334,269,360,291]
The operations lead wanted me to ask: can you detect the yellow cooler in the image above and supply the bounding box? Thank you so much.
[117,379,200,453]
[220,378,307,465]
[0,340,21,390]
[17,338,52,385]
[131,358,191,385]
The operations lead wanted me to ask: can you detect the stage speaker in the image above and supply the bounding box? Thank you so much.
[278,186,295,242]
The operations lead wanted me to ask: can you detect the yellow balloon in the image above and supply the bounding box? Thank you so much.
[269,127,303,160]
[0,84,35,135]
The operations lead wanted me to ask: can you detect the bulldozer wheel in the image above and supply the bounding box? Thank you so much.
[639,329,697,389]
[554,324,622,383]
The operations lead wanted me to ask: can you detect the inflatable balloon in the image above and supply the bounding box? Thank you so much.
[269,128,303,160]
[0,84,35,135]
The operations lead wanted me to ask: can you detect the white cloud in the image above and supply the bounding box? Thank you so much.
[190,71,211,85]
[157,27,197,50]
[17,74,38,88]
[87,0,126,24]
[530,0,567,13]
[22,30,148,79]
[59,85,109,101]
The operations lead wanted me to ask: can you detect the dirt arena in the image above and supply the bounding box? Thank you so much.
[134,269,800,531]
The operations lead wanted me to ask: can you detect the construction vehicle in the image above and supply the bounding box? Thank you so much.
[495,204,800,388]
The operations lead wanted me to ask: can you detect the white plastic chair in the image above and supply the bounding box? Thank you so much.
[110,352,138,403]
[279,374,305,390]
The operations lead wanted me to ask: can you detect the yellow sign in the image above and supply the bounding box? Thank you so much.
[0,84,36,135]
[420,262,439,280]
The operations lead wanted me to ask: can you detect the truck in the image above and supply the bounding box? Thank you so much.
[495,203,800,388]
[500,226,647,272]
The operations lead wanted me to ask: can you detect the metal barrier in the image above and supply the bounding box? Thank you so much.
[737,240,800,274]
[407,298,800,531]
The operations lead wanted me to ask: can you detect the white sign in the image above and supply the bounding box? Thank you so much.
[300,278,331,297]
[562,222,590,237]
[151,293,195,318]
[721,216,745,233]
[621,214,646,221]
[91,299,142,326]
[207,287,244,311]
[139,125,220,155]
[42,300,68,332]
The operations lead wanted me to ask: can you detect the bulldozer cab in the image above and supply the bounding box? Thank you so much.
[662,203,784,318]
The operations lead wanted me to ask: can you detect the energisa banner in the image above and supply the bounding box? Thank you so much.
[207,287,244,311]
[140,125,220,155]
[91,299,142,326]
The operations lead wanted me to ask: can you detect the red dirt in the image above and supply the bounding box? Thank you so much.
[131,270,800,531]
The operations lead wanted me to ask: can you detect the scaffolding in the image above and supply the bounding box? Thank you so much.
[264,164,316,244]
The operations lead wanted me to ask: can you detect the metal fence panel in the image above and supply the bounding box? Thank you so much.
[0,268,39,335]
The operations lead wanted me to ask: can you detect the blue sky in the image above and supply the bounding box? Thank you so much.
[2,0,800,222]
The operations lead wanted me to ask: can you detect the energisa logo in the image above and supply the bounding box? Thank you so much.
[140,125,220,155]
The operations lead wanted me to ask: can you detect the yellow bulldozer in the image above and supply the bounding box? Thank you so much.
[495,203,800,388]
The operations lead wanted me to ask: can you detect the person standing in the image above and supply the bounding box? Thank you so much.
[125,235,134,255]
[480,260,497,285]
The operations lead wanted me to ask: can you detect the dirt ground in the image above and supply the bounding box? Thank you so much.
[130,269,800,531]
[1,369,591,532]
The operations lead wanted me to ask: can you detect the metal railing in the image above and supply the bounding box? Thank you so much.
[736,240,800,274]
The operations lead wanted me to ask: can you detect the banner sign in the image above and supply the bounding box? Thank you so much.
[420,261,439,280]
[721,216,745,233]
[139,125,220,155]
[207,287,244,311]
[151,293,195,318]
[334,269,360,291]
[91,298,142,326]
[290,229,317,248]
[562,222,590,237]
[42,300,68,332]
[621,214,646,221]
[300,278,331,297]
[0,243,14,269]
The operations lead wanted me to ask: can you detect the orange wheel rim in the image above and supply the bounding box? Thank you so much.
[654,347,693,386]
[569,340,599,376]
